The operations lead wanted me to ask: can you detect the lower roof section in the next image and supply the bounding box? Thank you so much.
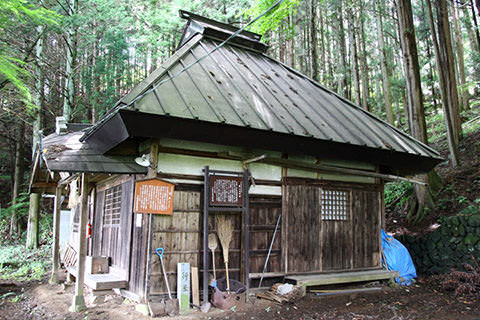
[41,130,147,175]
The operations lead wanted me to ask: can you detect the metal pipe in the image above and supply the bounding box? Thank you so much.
[258,213,282,288]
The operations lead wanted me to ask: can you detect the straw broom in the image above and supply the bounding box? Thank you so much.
[215,215,233,291]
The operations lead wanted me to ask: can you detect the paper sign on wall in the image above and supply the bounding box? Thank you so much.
[134,178,175,215]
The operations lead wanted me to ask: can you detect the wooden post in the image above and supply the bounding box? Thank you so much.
[50,187,62,284]
[70,173,88,312]
[148,139,159,178]
[144,139,159,302]
[26,193,40,249]
[177,262,190,313]
[202,166,209,305]
[191,266,199,306]
[243,169,250,301]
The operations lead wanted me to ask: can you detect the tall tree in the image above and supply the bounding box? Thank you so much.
[358,1,369,111]
[9,120,25,238]
[396,0,439,223]
[425,0,461,167]
[348,5,361,106]
[310,0,319,80]
[376,0,394,124]
[397,0,426,142]
[63,0,78,122]
[26,4,47,248]
[452,2,468,110]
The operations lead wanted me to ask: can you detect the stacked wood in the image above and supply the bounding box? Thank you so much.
[257,283,304,304]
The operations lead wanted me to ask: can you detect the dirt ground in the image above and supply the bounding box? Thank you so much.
[1,276,479,320]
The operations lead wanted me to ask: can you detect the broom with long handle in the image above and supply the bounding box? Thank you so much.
[215,215,233,291]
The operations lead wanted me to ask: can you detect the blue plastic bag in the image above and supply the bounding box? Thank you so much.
[381,230,417,285]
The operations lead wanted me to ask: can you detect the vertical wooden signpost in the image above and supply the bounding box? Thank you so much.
[202,166,250,305]
[177,262,190,313]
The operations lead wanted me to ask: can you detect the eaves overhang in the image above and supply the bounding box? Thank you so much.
[85,109,443,176]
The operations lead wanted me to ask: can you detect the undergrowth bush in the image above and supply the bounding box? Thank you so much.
[0,245,50,281]
[440,256,480,298]
[385,181,413,210]
[1,192,53,246]
[1,192,30,244]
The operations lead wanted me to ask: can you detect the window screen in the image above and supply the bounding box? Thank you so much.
[104,185,122,227]
[321,189,348,221]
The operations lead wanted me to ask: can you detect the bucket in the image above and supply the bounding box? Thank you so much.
[210,277,246,310]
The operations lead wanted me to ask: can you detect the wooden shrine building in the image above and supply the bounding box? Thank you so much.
[30,11,442,310]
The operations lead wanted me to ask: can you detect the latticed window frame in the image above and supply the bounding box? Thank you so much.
[320,189,350,221]
[103,185,122,227]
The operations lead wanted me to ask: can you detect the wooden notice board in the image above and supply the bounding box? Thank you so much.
[134,178,175,215]
[209,175,243,206]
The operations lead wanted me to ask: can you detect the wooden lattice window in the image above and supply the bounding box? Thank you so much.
[321,189,349,221]
[104,185,122,227]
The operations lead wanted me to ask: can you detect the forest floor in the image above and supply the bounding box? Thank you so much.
[0,275,479,320]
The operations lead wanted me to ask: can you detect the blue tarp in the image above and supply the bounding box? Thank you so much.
[381,230,417,285]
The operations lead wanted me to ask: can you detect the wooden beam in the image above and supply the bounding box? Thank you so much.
[153,172,281,186]
[31,182,58,188]
[58,173,80,187]
[70,173,88,312]
[50,187,62,284]
[259,158,427,185]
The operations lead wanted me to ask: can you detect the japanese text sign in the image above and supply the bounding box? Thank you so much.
[134,178,175,215]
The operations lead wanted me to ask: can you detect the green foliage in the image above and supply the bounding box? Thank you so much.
[0,192,30,243]
[1,192,52,246]
[459,203,480,216]
[243,0,300,37]
[385,181,413,209]
[0,244,50,281]
[0,0,60,102]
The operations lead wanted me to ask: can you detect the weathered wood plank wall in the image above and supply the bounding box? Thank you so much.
[284,178,381,274]
[149,188,246,297]
[149,189,202,296]
[248,196,282,274]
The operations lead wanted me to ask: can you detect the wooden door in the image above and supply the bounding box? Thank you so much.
[284,179,381,274]
[248,196,282,275]
[93,177,134,279]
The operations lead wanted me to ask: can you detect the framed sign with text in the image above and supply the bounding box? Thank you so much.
[209,175,243,206]
[134,178,175,215]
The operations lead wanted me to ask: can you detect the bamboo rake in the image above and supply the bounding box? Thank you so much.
[208,233,218,280]
[215,215,233,291]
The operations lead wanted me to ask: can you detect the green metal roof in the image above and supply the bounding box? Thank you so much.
[81,12,442,174]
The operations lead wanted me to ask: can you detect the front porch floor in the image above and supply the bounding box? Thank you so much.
[285,269,399,287]
[67,266,128,291]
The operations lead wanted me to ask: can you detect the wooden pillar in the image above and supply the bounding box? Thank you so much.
[242,169,250,300]
[144,139,159,302]
[70,173,88,312]
[148,139,159,178]
[202,166,209,305]
[26,193,40,249]
[50,187,62,284]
